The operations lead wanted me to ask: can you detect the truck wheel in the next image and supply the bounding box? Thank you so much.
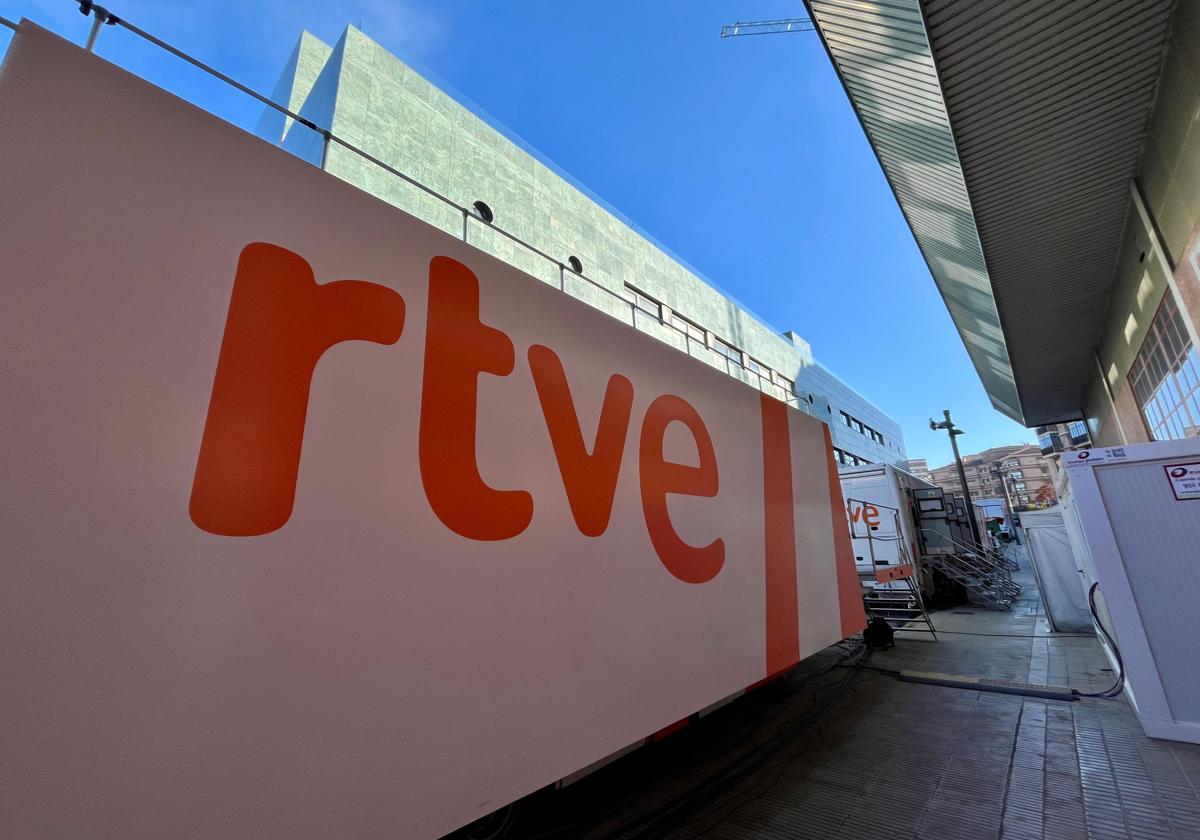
[452,802,520,840]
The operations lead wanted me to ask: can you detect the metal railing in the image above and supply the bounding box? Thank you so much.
[939,530,1020,582]
[847,499,937,637]
[919,527,1020,601]
[32,2,805,411]
[846,498,906,574]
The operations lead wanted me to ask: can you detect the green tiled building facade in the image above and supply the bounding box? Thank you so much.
[258,25,906,467]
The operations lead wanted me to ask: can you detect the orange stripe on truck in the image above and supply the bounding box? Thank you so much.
[761,394,800,677]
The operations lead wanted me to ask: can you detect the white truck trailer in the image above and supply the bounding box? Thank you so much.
[0,24,867,840]
[839,462,937,578]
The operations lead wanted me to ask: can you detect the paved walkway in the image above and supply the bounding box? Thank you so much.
[515,546,1200,839]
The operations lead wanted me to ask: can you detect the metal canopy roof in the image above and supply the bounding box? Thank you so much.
[805,0,1176,426]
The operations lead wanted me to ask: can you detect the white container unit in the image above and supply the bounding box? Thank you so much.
[1065,440,1200,744]
[1018,506,1092,633]
[839,463,935,577]
[975,497,1011,535]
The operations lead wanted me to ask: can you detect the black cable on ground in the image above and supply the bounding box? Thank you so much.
[925,629,1094,639]
[1073,582,1125,699]
[846,587,1125,702]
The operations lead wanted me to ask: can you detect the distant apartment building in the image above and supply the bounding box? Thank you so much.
[1036,421,1092,456]
[928,445,1054,509]
[256,25,907,468]
[1033,420,1094,490]
[903,458,932,482]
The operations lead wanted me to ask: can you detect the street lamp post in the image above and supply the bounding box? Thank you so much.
[930,409,984,546]
[996,466,1021,545]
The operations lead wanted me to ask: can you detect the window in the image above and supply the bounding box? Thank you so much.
[670,312,706,346]
[776,375,795,396]
[833,448,870,467]
[1013,482,1027,491]
[1009,470,1023,479]
[835,410,887,445]
[1129,294,1200,441]
[1067,420,1089,442]
[746,357,768,381]
[712,337,741,365]
[622,285,662,321]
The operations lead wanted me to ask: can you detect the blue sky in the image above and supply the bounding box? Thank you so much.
[0,0,1034,468]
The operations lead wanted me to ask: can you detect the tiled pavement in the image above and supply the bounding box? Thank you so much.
[520,545,1200,839]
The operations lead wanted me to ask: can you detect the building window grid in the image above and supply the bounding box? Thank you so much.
[621,285,663,322]
[711,337,743,374]
[838,410,886,446]
[623,284,814,410]
[1129,294,1200,441]
[671,311,706,345]
[832,447,872,467]
[620,285,897,435]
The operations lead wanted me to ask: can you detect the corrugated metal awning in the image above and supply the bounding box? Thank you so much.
[805,0,1176,427]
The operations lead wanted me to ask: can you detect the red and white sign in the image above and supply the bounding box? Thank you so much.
[0,23,863,840]
[1164,462,1200,501]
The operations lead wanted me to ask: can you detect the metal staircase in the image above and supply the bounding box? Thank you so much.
[848,499,938,638]
[920,530,1021,610]
[861,572,938,637]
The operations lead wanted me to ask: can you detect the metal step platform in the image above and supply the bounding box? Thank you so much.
[920,533,1022,610]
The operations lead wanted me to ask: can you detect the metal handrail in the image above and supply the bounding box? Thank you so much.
[919,528,1018,594]
[853,505,937,637]
[845,497,903,543]
[932,551,1016,601]
[846,500,897,569]
[38,2,805,412]
[937,529,1015,573]
[937,554,1016,604]
[957,544,1020,592]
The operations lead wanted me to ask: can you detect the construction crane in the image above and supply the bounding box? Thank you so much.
[719,17,814,38]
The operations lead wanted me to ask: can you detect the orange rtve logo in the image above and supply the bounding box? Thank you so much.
[190,243,725,581]
[189,243,859,671]
[847,502,880,529]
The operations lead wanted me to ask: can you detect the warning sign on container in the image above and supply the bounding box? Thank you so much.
[1164,462,1200,501]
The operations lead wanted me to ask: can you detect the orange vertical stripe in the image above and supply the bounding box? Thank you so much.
[761,394,800,677]
[823,425,867,637]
